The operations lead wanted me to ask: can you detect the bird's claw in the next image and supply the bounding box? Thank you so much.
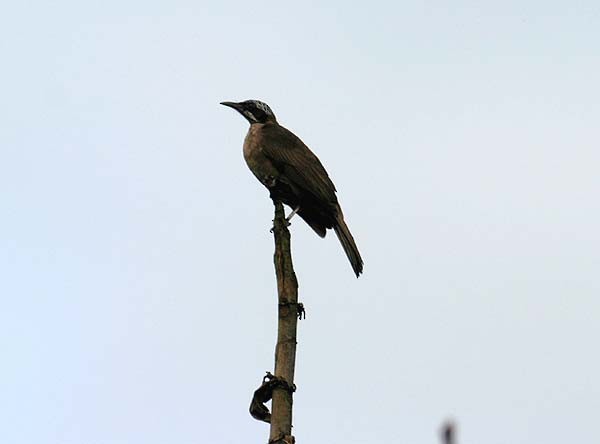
[270,219,290,233]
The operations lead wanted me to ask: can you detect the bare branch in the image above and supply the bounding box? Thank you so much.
[269,201,300,444]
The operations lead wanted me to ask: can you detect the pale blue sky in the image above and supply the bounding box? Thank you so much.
[2,1,599,443]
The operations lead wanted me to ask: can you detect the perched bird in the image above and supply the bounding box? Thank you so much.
[221,99,363,277]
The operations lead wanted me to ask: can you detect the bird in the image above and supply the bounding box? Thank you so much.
[220,99,363,277]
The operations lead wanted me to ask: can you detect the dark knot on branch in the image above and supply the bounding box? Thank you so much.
[249,372,297,424]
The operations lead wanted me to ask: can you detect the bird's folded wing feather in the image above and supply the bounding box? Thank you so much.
[260,124,338,204]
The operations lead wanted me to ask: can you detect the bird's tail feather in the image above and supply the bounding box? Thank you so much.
[333,213,363,277]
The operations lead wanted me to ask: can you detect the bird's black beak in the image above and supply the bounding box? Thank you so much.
[220,101,242,111]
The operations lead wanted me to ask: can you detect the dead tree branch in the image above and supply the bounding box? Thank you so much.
[268,200,300,444]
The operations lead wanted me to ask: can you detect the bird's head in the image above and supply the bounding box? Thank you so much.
[220,100,277,124]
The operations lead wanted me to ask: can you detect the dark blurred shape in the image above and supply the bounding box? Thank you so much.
[440,420,456,444]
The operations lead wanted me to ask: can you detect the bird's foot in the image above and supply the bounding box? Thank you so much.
[270,218,291,233]
[264,175,278,188]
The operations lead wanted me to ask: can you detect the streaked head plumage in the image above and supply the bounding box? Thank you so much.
[220,99,277,124]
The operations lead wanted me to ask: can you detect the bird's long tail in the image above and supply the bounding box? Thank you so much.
[333,212,364,277]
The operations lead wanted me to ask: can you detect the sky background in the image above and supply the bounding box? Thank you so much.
[2,1,600,443]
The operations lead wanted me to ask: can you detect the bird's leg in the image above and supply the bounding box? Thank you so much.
[269,205,298,233]
[286,206,300,223]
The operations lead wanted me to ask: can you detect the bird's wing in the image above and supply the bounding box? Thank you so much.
[260,123,338,204]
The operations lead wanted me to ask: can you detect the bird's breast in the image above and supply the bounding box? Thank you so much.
[243,124,280,187]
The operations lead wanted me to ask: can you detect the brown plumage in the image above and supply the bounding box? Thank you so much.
[221,99,363,277]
